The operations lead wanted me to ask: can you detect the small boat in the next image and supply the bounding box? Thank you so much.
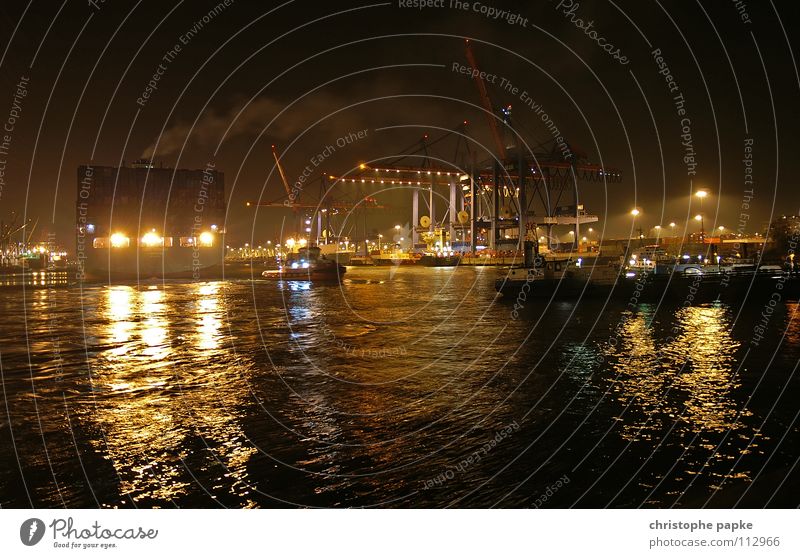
[262,246,345,281]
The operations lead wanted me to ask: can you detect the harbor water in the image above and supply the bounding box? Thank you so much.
[0,267,798,508]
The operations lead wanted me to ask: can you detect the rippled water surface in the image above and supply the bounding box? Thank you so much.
[1,267,798,508]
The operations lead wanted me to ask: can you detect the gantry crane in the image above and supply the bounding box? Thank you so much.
[463,39,622,251]
[248,146,386,246]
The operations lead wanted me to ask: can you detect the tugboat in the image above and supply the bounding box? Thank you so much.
[262,246,345,281]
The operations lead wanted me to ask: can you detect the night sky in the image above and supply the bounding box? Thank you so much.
[1,0,798,245]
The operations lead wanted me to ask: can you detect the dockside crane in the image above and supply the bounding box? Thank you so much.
[463,39,622,252]
[465,39,508,162]
[249,145,386,247]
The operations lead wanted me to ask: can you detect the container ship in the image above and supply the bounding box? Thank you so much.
[76,160,225,280]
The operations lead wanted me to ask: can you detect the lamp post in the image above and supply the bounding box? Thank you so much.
[694,189,708,242]
[695,214,704,241]
[631,208,643,246]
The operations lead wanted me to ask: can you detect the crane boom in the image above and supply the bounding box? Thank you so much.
[465,40,507,160]
[271,144,295,208]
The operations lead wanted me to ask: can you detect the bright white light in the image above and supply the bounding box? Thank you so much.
[199,232,214,247]
[141,231,162,247]
[110,233,129,248]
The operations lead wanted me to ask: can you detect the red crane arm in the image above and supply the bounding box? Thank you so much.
[464,40,507,161]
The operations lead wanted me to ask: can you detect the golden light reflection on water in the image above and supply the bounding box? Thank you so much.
[783,303,800,346]
[88,283,257,506]
[606,304,746,440]
[107,287,133,354]
[668,306,746,433]
[141,287,168,359]
[195,282,222,351]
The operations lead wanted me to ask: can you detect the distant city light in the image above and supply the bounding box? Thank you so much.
[141,231,162,247]
[110,233,129,248]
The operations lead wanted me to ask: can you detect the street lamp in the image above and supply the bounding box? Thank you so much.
[694,189,709,241]
[630,208,644,244]
[695,214,704,241]
[653,225,662,243]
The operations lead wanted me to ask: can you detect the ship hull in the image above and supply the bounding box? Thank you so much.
[419,254,461,267]
[261,265,346,281]
[80,245,224,281]
[496,269,800,303]
[371,257,419,266]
